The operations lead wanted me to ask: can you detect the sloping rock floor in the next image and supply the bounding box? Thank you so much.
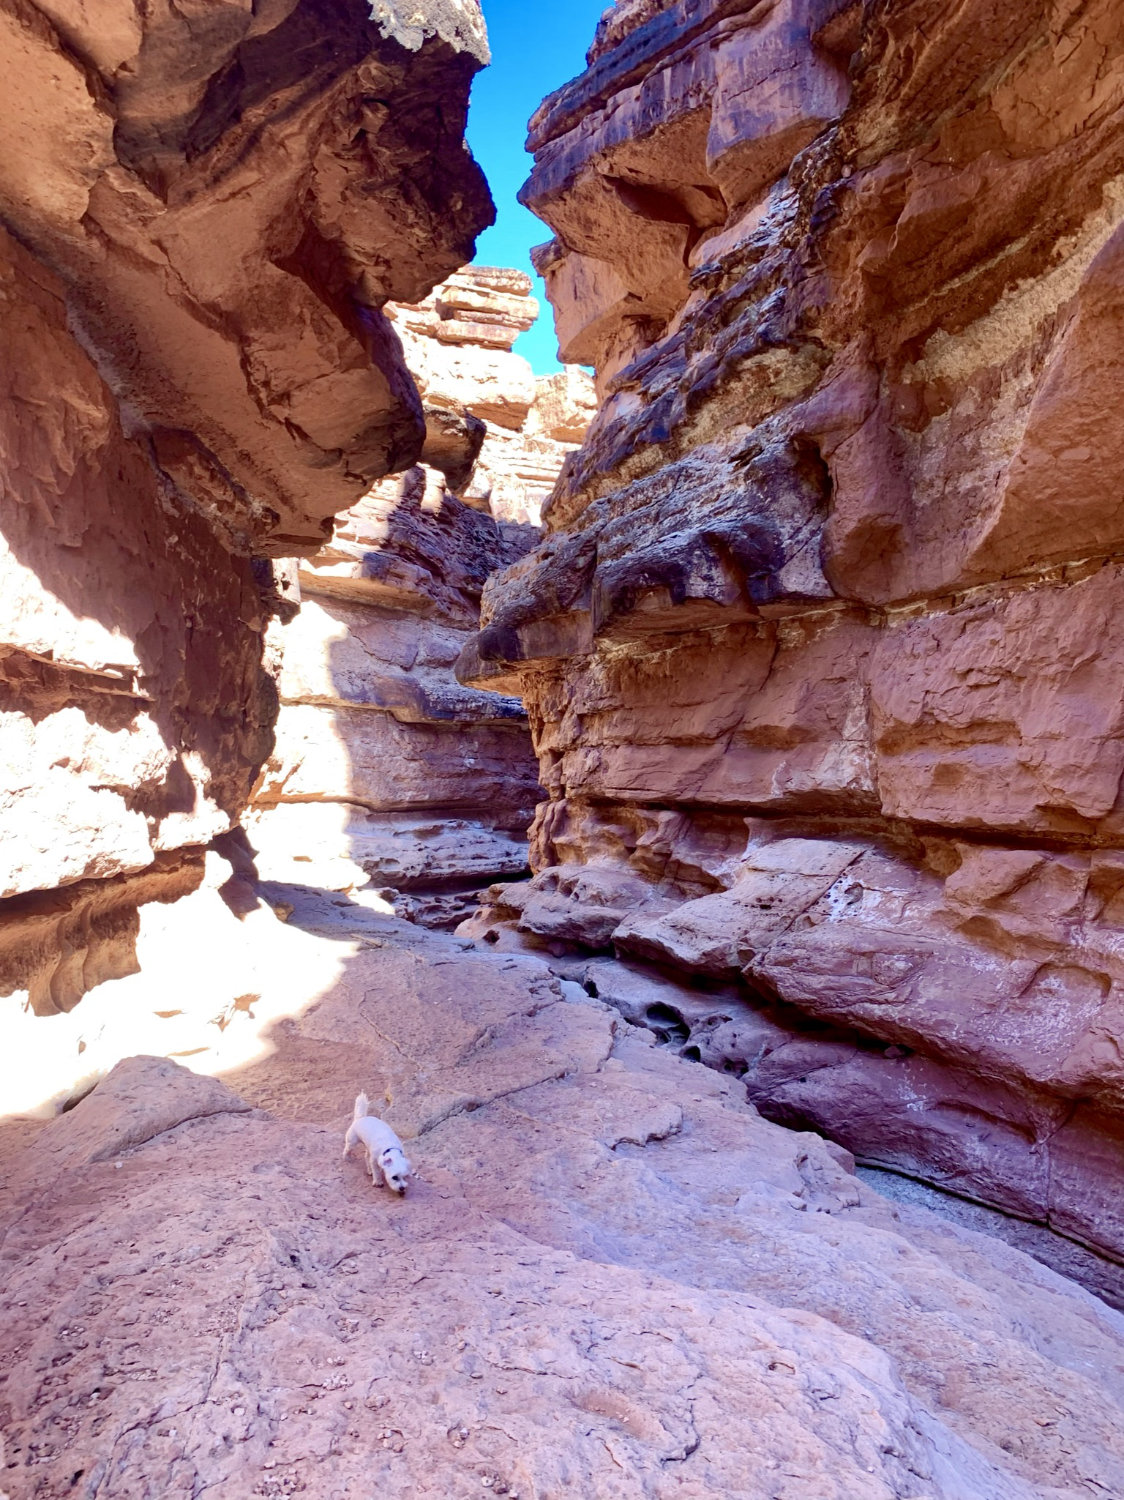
[2,890,1124,1499]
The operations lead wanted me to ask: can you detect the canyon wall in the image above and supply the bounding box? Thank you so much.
[249,270,595,924]
[0,0,493,1013]
[460,0,1124,1265]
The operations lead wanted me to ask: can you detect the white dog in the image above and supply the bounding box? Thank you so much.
[343,1093,411,1195]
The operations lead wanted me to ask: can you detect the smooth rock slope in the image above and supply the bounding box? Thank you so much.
[2,900,1124,1498]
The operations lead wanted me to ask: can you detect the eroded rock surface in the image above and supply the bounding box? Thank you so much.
[249,477,541,914]
[389,266,597,525]
[249,269,596,918]
[0,0,492,553]
[0,0,492,1007]
[460,0,1124,1262]
[3,902,1124,1498]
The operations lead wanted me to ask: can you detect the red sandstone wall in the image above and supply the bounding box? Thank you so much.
[461,0,1124,1262]
[0,0,493,1009]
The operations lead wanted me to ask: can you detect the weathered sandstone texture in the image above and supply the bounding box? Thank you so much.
[247,476,543,917]
[4,895,1124,1498]
[460,0,1124,1266]
[0,0,492,551]
[388,266,598,525]
[249,268,595,918]
[0,0,492,1007]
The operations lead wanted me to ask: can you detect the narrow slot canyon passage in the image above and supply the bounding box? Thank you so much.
[4,2,1124,1497]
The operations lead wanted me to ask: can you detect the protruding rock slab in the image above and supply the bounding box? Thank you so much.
[0,0,492,553]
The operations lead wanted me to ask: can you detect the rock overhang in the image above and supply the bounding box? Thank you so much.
[0,0,496,557]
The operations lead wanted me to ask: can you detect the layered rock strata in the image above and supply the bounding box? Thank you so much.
[388,265,597,525]
[460,0,1124,1266]
[247,474,543,920]
[249,270,595,920]
[0,0,492,1008]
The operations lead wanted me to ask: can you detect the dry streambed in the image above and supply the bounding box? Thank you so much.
[2,895,1123,1498]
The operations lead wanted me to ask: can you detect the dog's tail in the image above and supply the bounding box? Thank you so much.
[353,1092,370,1122]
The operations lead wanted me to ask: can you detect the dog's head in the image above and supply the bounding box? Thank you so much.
[381,1148,411,1196]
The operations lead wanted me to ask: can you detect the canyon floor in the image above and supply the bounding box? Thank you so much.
[3,885,1124,1499]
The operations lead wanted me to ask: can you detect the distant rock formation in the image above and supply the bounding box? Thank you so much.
[0,0,493,1013]
[249,268,596,925]
[389,266,598,525]
[460,0,1124,1266]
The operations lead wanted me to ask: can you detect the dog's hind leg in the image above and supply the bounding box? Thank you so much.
[343,1123,358,1159]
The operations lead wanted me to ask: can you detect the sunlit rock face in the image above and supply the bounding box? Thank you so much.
[249,268,597,923]
[389,266,598,526]
[0,0,492,1011]
[248,473,543,921]
[460,0,1124,1261]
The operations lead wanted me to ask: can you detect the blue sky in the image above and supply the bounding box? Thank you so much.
[467,0,608,372]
